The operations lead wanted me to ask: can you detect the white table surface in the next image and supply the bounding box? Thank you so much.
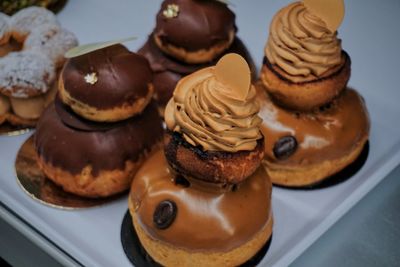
[1,0,400,266]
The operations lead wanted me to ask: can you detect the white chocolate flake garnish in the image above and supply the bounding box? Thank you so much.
[163,4,180,19]
[84,72,98,85]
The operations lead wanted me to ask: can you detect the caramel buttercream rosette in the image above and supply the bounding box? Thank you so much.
[164,53,265,184]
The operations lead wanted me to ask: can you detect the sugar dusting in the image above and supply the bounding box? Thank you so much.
[0,51,55,98]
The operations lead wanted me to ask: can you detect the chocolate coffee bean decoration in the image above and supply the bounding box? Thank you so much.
[153,200,177,229]
[174,175,190,188]
[273,136,298,160]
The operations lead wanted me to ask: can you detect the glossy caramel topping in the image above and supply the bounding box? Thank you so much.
[265,2,342,80]
[257,84,370,165]
[154,0,236,51]
[34,100,163,176]
[62,44,152,109]
[130,149,272,251]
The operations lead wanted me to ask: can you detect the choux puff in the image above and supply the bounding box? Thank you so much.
[258,0,370,187]
[59,44,154,122]
[153,0,236,64]
[129,54,273,266]
[0,51,56,126]
[35,44,164,198]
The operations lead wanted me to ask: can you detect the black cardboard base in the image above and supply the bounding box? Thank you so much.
[274,141,370,190]
[121,211,272,267]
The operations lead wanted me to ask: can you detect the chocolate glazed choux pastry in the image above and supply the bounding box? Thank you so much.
[153,0,235,64]
[129,54,273,266]
[261,0,350,111]
[35,44,163,198]
[139,0,255,112]
[59,44,153,122]
[258,0,370,187]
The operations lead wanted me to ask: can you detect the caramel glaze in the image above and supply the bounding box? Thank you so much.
[130,149,272,252]
[138,35,255,105]
[62,44,152,109]
[257,84,370,165]
[34,100,163,176]
[155,0,236,51]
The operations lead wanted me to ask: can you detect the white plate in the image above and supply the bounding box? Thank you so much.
[1,0,400,266]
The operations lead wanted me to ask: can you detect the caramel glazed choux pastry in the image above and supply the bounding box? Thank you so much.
[258,0,370,187]
[0,7,78,126]
[129,54,273,267]
[34,44,164,198]
[139,0,256,109]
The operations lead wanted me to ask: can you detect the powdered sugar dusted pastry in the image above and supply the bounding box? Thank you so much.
[0,50,55,98]
[24,24,78,68]
[10,6,59,42]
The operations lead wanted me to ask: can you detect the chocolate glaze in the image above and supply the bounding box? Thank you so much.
[34,100,163,176]
[138,35,256,105]
[62,44,152,109]
[130,149,272,252]
[154,0,236,51]
[257,85,370,165]
[54,94,123,131]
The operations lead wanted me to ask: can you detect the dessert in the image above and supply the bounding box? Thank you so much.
[129,54,273,266]
[0,7,77,127]
[34,44,163,198]
[258,0,370,187]
[139,0,255,110]
[261,0,349,111]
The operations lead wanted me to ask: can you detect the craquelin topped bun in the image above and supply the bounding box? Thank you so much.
[164,54,264,184]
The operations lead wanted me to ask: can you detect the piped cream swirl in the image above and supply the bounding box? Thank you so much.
[165,67,262,152]
[265,2,342,78]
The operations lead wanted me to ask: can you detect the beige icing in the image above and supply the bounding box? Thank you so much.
[265,2,342,78]
[0,93,10,115]
[165,56,262,152]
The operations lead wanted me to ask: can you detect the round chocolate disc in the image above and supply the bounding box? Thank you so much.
[15,135,125,209]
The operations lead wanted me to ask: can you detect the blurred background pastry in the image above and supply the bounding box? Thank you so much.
[130,54,273,266]
[1,0,67,15]
[0,6,77,127]
[258,0,370,187]
[138,0,255,112]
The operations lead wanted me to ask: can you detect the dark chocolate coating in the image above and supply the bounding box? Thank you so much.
[138,35,256,106]
[34,100,163,176]
[62,44,152,109]
[154,0,236,51]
